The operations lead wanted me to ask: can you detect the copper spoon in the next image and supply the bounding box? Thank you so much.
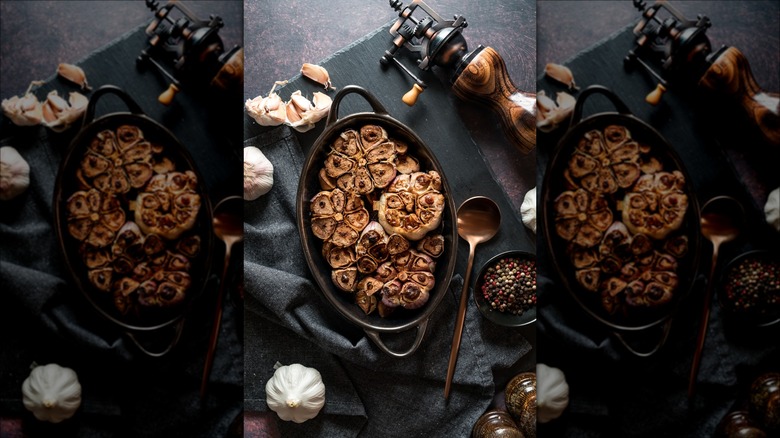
[200,196,243,399]
[445,196,501,400]
[688,196,744,398]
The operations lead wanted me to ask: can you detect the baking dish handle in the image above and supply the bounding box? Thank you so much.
[325,85,390,127]
[364,319,429,359]
[83,85,145,126]
[612,318,673,358]
[569,85,632,126]
[125,318,185,358]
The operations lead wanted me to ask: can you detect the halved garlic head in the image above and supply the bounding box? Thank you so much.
[377,171,445,241]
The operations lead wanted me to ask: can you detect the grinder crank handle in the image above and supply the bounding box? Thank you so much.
[451,46,536,154]
[698,47,780,147]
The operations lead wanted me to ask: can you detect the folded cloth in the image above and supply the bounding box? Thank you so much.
[0,25,242,437]
[244,126,531,437]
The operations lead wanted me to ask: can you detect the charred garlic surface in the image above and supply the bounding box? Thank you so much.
[65,124,202,317]
[553,124,690,317]
[311,124,446,317]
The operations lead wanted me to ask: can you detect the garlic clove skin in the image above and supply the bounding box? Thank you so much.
[0,146,31,201]
[246,92,287,126]
[57,63,91,90]
[41,90,88,133]
[537,90,576,133]
[244,146,274,200]
[544,63,579,90]
[285,90,332,133]
[301,63,334,90]
[2,93,43,126]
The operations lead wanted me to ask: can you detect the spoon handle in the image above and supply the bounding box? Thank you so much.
[688,247,719,398]
[444,241,477,400]
[200,246,231,399]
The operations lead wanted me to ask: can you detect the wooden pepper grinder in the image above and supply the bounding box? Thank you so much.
[627,0,779,147]
[382,0,536,154]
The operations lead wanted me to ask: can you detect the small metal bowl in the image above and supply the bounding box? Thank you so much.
[718,249,780,328]
[473,250,537,327]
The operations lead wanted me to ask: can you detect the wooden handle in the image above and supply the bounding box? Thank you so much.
[402,83,424,106]
[451,47,536,154]
[158,83,180,106]
[645,83,666,106]
[698,47,780,147]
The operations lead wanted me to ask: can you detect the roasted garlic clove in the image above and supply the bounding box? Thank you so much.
[417,234,444,258]
[332,267,358,292]
[544,63,578,90]
[301,63,334,90]
[57,63,91,90]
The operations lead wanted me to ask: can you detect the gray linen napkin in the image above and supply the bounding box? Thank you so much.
[244,126,531,437]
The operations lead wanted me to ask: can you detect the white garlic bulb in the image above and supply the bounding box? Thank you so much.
[266,363,325,423]
[521,186,537,233]
[0,146,30,201]
[22,363,82,423]
[765,187,780,232]
[244,146,273,200]
[536,363,569,424]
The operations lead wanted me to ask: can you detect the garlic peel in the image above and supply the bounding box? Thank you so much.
[265,363,325,423]
[244,146,273,200]
[41,90,88,132]
[536,90,575,133]
[2,93,43,127]
[544,63,579,90]
[57,63,91,90]
[301,63,334,90]
[246,81,332,132]
[0,146,31,201]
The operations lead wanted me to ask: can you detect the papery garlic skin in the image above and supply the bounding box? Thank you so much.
[537,90,575,133]
[244,146,273,200]
[2,94,43,126]
[285,90,332,133]
[301,63,334,90]
[246,82,288,126]
[57,63,91,90]
[0,146,31,201]
[41,91,88,132]
[521,186,537,233]
[537,363,569,424]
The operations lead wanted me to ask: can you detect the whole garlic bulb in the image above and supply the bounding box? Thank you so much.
[765,187,779,232]
[536,363,569,424]
[265,363,325,423]
[521,186,537,233]
[0,146,31,201]
[22,363,82,423]
[244,146,273,200]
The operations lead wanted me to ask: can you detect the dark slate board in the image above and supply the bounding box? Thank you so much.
[245,23,536,300]
[0,26,243,437]
[536,26,780,437]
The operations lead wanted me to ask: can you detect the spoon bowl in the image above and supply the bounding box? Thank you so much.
[444,196,501,399]
[201,195,244,399]
[689,195,745,398]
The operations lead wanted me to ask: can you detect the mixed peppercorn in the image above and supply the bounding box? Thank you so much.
[722,254,780,321]
[480,256,536,315]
